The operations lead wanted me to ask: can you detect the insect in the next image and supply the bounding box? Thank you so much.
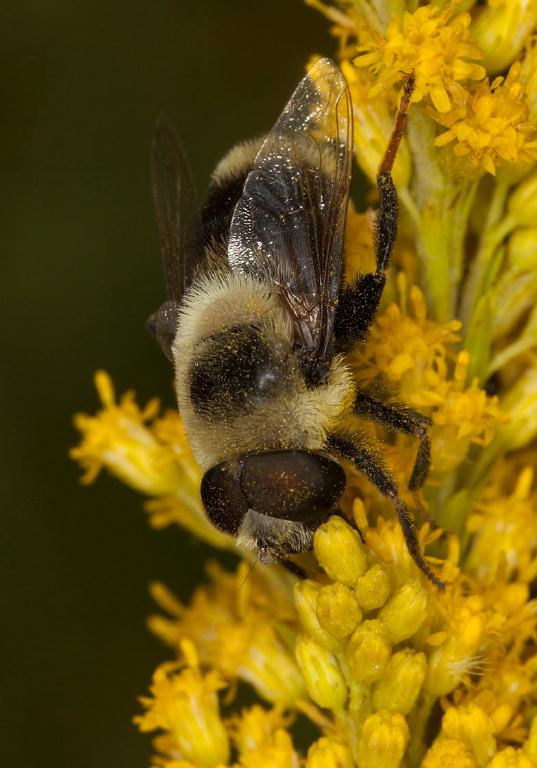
[149,58,442,588]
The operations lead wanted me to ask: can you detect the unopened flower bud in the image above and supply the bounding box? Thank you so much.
[472,3,536,75]
[306,737,354,768]
[508,171,537,227]
[295,636,348,711]
[507,227,537,273]
[346,620,391,685]
[422,738,477,768]
[316,582,362,639]
[377,580,429,644]
[357,711,410,768]
[372,649,427,715]
[441,703,496,767]
[294,580,340,652]
[488,746,537,768]
[314,516,368,587]
[354,565,391,611]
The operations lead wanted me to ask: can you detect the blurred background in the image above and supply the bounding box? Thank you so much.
[0,1,334,765]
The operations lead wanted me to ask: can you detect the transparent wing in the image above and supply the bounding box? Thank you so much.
[228,58,353,374]
[151,114,204,303]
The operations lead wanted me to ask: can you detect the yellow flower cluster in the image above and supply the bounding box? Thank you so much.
[71,1,537,766]
[147,562,306,705]
[135,640,304,768]
[128,497,537,767]
[355,3,486,112]
[433,62,537,176]
[351,274,507,481]
[319,0,537,179]
[70,371,235,551]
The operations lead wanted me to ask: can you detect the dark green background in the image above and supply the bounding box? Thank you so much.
[1,2,332,766]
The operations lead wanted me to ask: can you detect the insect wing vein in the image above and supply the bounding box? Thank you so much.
[228,58,353,363]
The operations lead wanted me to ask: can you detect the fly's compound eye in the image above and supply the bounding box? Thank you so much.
[200,462,248,535]
[240,450,346,523]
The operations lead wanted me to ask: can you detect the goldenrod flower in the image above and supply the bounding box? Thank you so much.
[432,63,537,176]
[70,370,232,551]
[71,1,537,766]
[70,370,181,494]
[355,3,486,112]
[147,562,306,706]
[134,640,230,768]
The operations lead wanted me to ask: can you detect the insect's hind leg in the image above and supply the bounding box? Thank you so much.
[353,385,431,491]
[375,74,414,273]
[334,76,415,351]
[327,430,444,589]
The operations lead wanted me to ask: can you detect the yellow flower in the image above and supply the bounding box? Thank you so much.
[488,747,537,768]
[436,702,497,766]
[305,736,354,768]
[356,711,409,768]
[355,3,486,112]
[147,562,306,706]
[134,640,230,768]
[226,704,301,768]
[422,738,477,768]
[70,371,235,552]
[70,370,183,495]
[433,63,537,175]
[466,465,537,580]
[354,273,462,399]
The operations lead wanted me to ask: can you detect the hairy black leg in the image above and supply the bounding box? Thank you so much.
[335,273,386,350]
[375,75,414,271]
[335,76,415,351]
[353,387,431,491]
[274,555,307,579]
[327,431,444,589]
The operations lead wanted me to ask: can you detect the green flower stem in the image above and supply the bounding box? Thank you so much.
[341,681,372,760]
[451,179,478,295]
[459,177,513,327]
[407,107,476,323]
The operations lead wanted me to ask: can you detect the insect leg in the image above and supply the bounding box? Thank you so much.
[375,74,414,274]
[334,76,415,351]
[327,431,444,589]
[353,387,431,491]
[273,554,307,579]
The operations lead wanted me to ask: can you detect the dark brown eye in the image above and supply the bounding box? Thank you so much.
[200,462,248,535]
[240,450,346,523]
